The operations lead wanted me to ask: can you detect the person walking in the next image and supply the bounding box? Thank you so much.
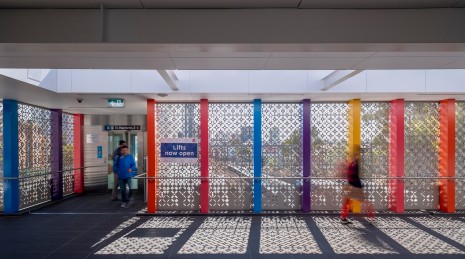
[340,145,374,224]
[116,145,137,208]
[111,140,126,201]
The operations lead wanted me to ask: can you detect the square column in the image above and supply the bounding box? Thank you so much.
[302,99,311,212]
[253,99,262,213]
[348,99,361,158]
[51,109,63,200]
[389,99,405,213]
[200,99,209,213]
[439,99,455,213]
[147,99,157,213]
[73,114,84,194]
[3,100,19,214]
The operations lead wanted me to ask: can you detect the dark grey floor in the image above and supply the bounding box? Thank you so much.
[1,194,464,259]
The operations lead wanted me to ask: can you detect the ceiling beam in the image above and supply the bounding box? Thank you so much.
[157,70,179,91]
[322,70,363,91]
[1,9,465,45]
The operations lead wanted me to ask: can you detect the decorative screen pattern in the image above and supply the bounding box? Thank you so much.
[62,113,74,196]
[18,103,52,209]
[404,102,439,210]
[209,104,254,210]
[310,103,348,210]
[0,102,3,211]
[361,102,390,210]
[156,104,201,210]
[261,103,302,210]
[456,102,465,210]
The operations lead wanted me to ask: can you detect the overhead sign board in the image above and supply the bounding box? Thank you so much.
[104,125,141,131]
[108,98,125,108]
[160,138,198,163]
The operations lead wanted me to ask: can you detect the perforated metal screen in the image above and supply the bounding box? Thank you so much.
[261,103,302,210]
[456,102,465,210]
[156,103,201,211]
[310,103,348,210]
[404,102,439,210]
[361,102,390,210]
[209,103,254,210]
[148,101,460,212]
[18,103,52,209]
[62,113,74,196]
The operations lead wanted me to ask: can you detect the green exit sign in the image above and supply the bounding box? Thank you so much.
[108,98,125,108]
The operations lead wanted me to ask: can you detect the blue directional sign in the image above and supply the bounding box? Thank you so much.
[104,125,141,131]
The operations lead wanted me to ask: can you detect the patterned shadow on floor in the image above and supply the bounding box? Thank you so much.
[95,217,193,255]
[259,216,321,254]
[314,216,398,254]
[178,217,251,254]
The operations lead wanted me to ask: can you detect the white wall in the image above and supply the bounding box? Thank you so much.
[83,125,108,192]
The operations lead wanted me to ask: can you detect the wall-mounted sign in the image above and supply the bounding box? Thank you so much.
[108,98,125,108]
[160,138,198,163]
[97,146,103,159]
[86,133,99,144]
[104,125,141,131]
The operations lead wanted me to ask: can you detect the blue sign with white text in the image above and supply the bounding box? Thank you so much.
[97,146,102,159]
[160,143,198,159]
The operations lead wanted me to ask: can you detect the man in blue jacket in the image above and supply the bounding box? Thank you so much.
[115,145,137,208]
[111,140,126,201]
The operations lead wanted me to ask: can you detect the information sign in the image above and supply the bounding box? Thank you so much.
[160,138,198,163]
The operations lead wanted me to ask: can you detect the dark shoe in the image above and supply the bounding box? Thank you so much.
[111,197,118,201]
[126,198,134,208]
[340,218,352,224]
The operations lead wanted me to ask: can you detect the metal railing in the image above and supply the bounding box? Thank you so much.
[132,175,465,180]
[0,165,108,181]
[133,174,465,210]
[0,164,108,211]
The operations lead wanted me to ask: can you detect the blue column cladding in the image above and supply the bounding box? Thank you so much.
[253,99,262,213]
[3,100,19,213]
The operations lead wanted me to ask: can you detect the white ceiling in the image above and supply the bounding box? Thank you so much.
[0,0,464,9]
[0,74,148,114]
[3,69,465,115]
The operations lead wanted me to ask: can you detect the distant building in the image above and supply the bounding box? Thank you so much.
[268,126,280,145]
[240,126,253,143]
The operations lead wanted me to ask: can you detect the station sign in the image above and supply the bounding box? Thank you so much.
[108,98,125,108]
[160,138,198,163]
[104,125,141,131]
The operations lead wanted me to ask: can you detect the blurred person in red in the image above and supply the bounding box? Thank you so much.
[340,145,375,224]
